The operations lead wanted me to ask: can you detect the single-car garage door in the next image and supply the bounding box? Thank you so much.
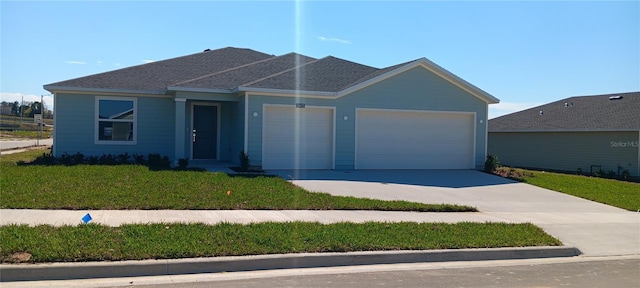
[263,105,334,169]
[356,109,474,169]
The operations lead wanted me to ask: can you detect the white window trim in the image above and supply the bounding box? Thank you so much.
[95,96,137,145]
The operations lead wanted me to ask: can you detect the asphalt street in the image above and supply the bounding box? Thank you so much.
[5,256,638,288]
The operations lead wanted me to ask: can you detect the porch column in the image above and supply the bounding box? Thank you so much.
[174,98,187,165]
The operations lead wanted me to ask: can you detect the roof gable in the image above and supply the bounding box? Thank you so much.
[489,92,640,132]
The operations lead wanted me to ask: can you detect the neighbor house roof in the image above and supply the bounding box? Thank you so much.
[45,47,499,103]
[489,92,640,132]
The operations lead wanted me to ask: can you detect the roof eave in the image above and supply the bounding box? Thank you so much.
[237,86,337,97]
[166,86,234,94]
[43,85,166,95]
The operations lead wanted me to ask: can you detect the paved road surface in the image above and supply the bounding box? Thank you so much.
[5,256,637,288]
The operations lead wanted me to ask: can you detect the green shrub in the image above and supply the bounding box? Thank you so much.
[133,154,146,165]
[31,152,55,165]
[239,150,251,171]
[117,153,130,164]
[87,156,99,165]
[178,158,189,170]
[484,154,500,173]
[99,154,117,165]
[622,170,630,180]
[147,153,171,170]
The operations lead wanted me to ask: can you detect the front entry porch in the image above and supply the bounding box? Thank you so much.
[173,97,241,165]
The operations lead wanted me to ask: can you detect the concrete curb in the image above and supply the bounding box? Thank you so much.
[1,246,581,282]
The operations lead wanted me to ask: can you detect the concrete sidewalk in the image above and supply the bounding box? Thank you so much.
[0,209,519,227]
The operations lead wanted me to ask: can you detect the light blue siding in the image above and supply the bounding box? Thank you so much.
[54,66,490,169]
[54,93,174,158]
[247,67,489,169]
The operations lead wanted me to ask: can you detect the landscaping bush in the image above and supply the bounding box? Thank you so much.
[117,153,130,164]
[178,158,189,170]
[484,154,500,173]
[133,154,146,165]
[239,150,251,171]
[147,153,171,170]
[99,154,117,165]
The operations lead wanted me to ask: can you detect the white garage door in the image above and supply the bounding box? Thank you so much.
[263,106,334,169]
[356,109,474,169]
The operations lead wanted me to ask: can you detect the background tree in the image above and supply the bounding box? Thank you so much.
[11,101,20,116]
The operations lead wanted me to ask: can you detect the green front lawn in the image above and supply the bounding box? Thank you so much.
[495,167,640,211]
[0,222,561,263]
[0,150,473,212]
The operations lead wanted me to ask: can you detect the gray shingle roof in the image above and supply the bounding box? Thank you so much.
[489,92,640,132]
[173,53,317,90]
[44,47,498,104]
[243,56,379,92]
[45,47,275,92]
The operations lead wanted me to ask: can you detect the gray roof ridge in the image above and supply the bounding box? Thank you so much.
[323,55,379,69]
[171,53,290,86]
[239,54,327,87]
[45,47,260,87]
[335,58,420,90]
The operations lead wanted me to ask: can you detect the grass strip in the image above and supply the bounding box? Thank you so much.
[495,167,640,211]
[0,150,473,212]
[0,222,561,263]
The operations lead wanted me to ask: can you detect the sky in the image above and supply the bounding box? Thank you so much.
[1,0,638,118]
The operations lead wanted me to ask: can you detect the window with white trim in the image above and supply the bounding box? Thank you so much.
[95,97,136,144]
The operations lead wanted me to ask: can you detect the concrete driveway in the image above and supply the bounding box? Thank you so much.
[269,169,640,257]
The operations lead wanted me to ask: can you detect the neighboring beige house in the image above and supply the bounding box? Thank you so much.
[488,92,640,177]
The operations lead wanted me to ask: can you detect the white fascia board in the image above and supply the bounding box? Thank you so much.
[237,86,336,98]
[43,85,165,96]
[336,58,500,104]
[166,86,233,94]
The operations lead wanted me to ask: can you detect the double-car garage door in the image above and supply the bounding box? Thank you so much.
[355,109,474,169]
[262,106,474,170]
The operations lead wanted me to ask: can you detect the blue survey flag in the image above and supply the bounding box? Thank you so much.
[81,213,92,224]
